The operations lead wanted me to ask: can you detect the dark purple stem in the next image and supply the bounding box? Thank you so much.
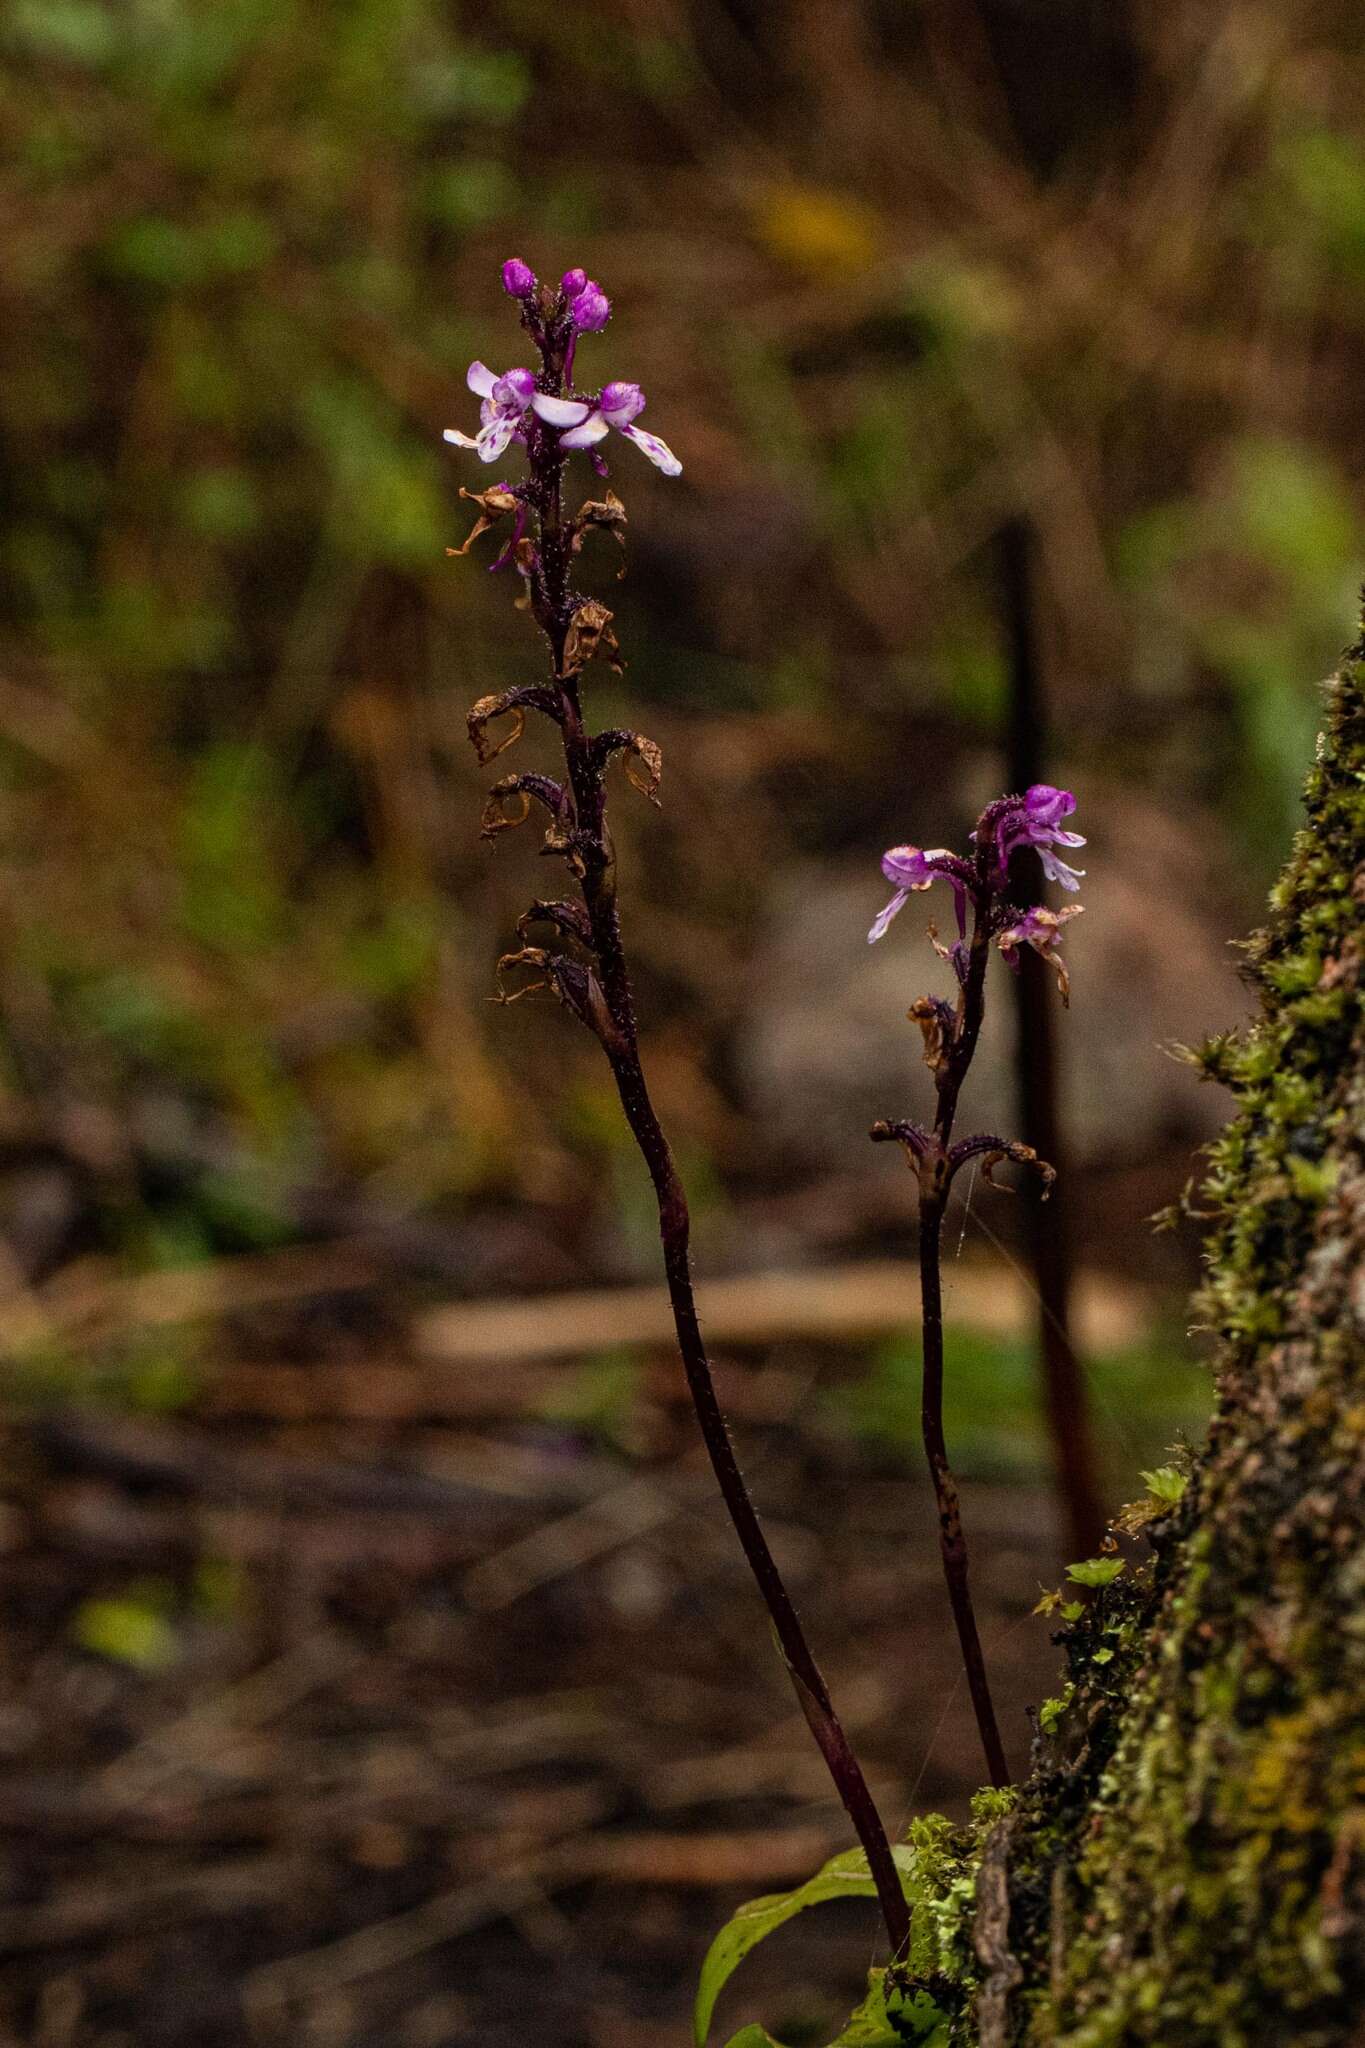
[873,869,1010,1789]
[500,294,911,1957]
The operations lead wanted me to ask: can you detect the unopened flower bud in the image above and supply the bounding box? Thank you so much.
[571,284,611,332]
[561,267,588,299]
[502,257,536,299]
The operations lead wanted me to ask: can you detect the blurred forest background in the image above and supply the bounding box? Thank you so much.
[0,2,1363,2044]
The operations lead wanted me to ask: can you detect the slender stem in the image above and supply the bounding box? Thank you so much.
[512,304,911,1957]
[602,1017,910,1954]
[885,892,1011,1786]
[917,1189,1010,1790]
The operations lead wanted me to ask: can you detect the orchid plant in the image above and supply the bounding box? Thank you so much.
[867,787,1085,1788]
[446,260,913,1964]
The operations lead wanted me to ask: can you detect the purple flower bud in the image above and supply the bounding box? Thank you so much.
[599,380,646,424]
[570,285,611,332]
[561,267,588,299]
[502,257,537,299]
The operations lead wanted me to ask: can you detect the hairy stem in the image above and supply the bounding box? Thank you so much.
[516,313,910,1956]
[917,1189,1010,1790]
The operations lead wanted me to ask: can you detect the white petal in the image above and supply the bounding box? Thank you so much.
[476,413,517,463]
[559,411,611,449]
[531,393,592,427]
[467,361,498,398]
[867,889,908,944]
[1039,851,1085,890]
[619,421,682,476]
[442,427,480,449]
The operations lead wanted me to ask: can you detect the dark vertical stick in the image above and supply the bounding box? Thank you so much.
[996,518,1104,1560]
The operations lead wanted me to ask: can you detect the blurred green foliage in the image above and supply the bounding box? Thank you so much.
[828,1324,1206,1488]
[0,0,1363,1263]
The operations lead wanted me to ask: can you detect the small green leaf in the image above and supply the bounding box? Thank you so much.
[1090,1647,1115,1665]
[1039,1683,1075,1735]
[1140,1465,1188,1506]
[721,2030,787,2048]
[694,1845,919,2046]
[1066,1556,1126,1589]
[1061,1601,1084,1623]
[825,1971,949,2046]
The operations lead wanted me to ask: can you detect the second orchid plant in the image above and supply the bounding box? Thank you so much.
[868,788,1084,1787]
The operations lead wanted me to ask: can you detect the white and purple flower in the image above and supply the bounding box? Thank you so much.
[868,846,968,945]
[443,363,538,465]
[531,381,682,476]
[988,785,1086,891]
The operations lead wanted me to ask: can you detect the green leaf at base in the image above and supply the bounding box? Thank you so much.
[694,1845,921,2046]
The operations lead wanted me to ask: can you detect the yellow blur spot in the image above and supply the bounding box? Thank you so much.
[755,183,882,278]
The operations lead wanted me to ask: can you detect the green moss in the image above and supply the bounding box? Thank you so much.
[737,628,1364,2047]
[985,633,1365,2045]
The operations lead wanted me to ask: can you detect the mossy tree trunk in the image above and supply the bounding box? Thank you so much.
[988,639,1365,2046]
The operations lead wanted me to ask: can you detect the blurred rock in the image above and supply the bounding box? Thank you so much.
[737,792,1248,1174]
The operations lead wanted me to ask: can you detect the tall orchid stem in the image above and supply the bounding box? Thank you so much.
[509,313,910,1959]
[874,890,1010,1790]
[915,1188,1010,1790]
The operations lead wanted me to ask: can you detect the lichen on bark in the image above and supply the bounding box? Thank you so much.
[962,634,1365,2045]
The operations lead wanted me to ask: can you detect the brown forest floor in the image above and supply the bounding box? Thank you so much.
[0,1254,1096,2048]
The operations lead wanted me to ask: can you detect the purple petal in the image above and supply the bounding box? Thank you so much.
[618,421,681,475]
[466,361,498,399]
[442,426,480,449]
[600,381,646,424]
[881,844,933,889]
[494,368,537,408]
[1024,785,1076,826]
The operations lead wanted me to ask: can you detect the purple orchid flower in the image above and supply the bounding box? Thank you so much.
[988,784,1086,891]
[997,903,1083,1003]
[443,363,538,465]
[531,381,682,477]
[868,846,968,945]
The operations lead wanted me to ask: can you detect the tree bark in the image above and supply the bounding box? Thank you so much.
[978,636,1365,2045]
